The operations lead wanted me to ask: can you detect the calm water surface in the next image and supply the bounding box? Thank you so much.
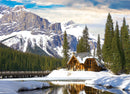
[18,83,115,94]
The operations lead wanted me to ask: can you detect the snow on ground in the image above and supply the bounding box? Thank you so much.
[0,81,50,94]
[50,81,85,85]
[85,75,130,91]
[47,69,113,80]
[0,69,112,82]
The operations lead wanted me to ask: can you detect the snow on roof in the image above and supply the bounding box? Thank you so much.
[67,52,92,64]
[67,52,105,67]
[75,52,92,63]
[76,56,91,63]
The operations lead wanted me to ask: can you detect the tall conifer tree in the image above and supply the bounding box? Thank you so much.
[111,22,122,74]
[102,13,114,69]
[97,34,102,63]
[77,26,90,53]
[62,31,69,67]
[77,37,84,53]
[120,18,130,73]
[83,26,90,53]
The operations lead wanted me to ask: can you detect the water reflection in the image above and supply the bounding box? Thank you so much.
[68,84,85,94]
[19,84,114,94]
[66,84,113,94]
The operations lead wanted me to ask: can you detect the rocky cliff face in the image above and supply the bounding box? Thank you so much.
[49,23,62,34]
[0,5,11,14]
[0,5,61,35]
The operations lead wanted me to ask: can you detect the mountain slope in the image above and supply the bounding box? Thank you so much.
[0,42,9,48]
[0,5,103,57]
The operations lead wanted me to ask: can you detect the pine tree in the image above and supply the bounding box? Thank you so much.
[62,31,69,67]
[76,26,90,53]
[126,35,130,73]
[77,37,84,53]
[102,13,114,69]
[97,34,102,63]
[120,18,130,73]
[111,22,122,74]
[83,26,90,53]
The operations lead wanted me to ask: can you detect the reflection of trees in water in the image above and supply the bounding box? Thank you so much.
[84,86,101,94]
[68,84,85,94]
[18,84,114,94]
[66,84,113,94]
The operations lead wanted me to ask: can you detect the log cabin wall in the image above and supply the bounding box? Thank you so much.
[84,58,102,71]
[68,56,80,71]
[76,64,85,71]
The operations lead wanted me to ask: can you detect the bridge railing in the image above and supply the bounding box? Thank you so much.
[0,71,51,78]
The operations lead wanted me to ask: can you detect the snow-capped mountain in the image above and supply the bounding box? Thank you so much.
[62,21,104,50]
[0,5,103,57]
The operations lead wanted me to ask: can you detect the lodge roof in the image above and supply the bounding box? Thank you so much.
[67,52,105,68]
[75,52,92,63]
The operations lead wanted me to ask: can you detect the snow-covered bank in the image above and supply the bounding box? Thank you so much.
[0,69,129,93]
[85,75,130,91]
[47,69,130,93]
[50,81,85,85]
[47,69,130,92]
[47,69,113,80]
[0,81,50,94]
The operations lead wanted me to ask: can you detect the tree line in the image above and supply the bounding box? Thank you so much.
[102,13,130,74]
[62,13,129,74]
[0,43,62,71]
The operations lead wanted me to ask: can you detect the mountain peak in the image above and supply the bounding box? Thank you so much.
[65,20,75,26]
[0,5,10,9]
[12,5,26,11]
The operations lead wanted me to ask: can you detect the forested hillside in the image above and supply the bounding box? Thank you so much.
[0,43,62,71]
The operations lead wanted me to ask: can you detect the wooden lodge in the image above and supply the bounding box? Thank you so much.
[67,52,105,71]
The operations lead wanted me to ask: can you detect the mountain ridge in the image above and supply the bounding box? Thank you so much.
[0,5,103,57]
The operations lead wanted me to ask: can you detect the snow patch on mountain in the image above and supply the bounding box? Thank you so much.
[0,31,52,55]
[61,21,104,55]
[0,30,77,57]
[0,14,3,18]
[62,22,83,39]
[0,6,104,57]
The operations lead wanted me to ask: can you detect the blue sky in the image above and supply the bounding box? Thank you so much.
[0,0,65,9]
[0,0,130,10]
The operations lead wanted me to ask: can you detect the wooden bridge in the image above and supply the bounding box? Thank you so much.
[0,71,51,78]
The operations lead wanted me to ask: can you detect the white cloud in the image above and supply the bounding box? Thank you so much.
[31,0,98,7]
[95,0,106,3]
[30,7,130,24]
[31,0,71,5]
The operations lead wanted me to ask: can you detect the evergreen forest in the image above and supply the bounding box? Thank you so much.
[102,13,130,74]
[0,43,62,71]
